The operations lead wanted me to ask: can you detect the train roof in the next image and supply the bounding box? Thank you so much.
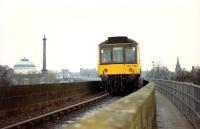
[99,36,138,46]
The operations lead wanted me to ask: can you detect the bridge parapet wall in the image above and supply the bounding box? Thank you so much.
[154,79,200,129]
[63,82,156,129]
[0,81,101,119]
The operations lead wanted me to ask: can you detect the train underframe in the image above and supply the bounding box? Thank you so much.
[101,74,143,95]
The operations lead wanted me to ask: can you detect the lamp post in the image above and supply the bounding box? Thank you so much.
[152,61,155,80]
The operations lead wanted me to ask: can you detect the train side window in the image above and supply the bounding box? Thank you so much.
[125,47,136,63]
[101,48,111,63]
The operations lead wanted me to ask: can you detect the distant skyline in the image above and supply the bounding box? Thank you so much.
[1,0,200,72]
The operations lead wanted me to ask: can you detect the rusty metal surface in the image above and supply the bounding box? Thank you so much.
[155,79,199,129]
[156,91,194,129]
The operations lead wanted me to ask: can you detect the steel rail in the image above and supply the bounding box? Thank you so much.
[2,93,109,129]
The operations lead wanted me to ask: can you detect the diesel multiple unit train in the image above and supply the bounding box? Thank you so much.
[97,36,142,95]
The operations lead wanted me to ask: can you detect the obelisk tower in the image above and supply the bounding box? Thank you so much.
[42,35,47,74]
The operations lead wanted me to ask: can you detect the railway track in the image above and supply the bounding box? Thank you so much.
[2,93,109,129]
[36,95,122,129]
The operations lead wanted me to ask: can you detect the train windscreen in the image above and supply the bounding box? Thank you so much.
[101,48,111,63]
[125,47,136,63]
[112,47,124,63]
[101,46,136,64]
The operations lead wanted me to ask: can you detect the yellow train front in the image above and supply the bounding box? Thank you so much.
[98,36,141,95]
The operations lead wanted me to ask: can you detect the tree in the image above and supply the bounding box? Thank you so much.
[144,62,171,80]
[173,66,200,85]
[0,65,14,86]
[40,72,58,83]
[175,68,191,82]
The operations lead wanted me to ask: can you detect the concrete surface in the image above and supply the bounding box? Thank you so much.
[156,91,194,129]
[62,82,156,129]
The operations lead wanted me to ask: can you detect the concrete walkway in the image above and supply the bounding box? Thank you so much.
[156,91,194,129]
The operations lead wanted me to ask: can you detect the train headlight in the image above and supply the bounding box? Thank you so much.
[129,68,134,73]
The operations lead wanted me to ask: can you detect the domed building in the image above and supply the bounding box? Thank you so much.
[14,57,37,74]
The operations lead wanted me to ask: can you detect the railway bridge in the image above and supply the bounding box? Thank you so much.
[0,80,199,129]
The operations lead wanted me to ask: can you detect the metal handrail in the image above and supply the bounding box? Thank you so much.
[154,79,200,129]
[160,83,200,104]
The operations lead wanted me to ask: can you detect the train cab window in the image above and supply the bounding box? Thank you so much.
[113,47,124,63]
[125,47,136,63]
[101,48,111,63]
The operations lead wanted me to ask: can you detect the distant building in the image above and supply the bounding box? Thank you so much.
[175,57,181,73]
[80,68,98,77]
[57,68,100,83]
[14,57,37,74]
[57,69,70,80]
[191,66,200,73]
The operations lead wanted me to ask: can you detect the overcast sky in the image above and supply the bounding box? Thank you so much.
[1,0,200,72]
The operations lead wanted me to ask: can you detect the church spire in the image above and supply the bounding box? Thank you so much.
[175,57,181,73]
